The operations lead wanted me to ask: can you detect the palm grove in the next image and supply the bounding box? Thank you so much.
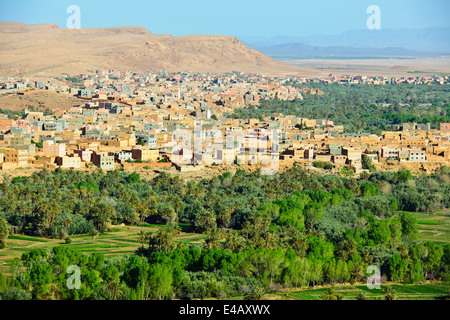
[230,83,450,135]
[0,166,449,300]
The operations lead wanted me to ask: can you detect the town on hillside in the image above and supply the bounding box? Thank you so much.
[0,70,449,177]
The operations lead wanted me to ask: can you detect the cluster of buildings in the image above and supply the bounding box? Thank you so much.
[0,70,449,175]
[292,74,449,85]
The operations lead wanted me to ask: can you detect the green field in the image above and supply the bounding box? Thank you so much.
[0,212,448,300]
[279,283,450,300]
[0,224,206,275]
[408,210,450,244]
[222,282,450,300]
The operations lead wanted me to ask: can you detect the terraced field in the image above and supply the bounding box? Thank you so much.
[0,224,206,275]
[409,210,450,244]
[281,283,450,300]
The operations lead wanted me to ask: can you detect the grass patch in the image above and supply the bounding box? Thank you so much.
[404,211,450,244]
[0,224,201,273]
[284,283,449,300]
[417,220,443,225]
[7,235,50,242]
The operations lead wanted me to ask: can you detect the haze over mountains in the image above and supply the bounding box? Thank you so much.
[0,22,302,77]
[241,27,450,59]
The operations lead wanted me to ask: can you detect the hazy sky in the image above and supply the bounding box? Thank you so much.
[0,0,448,38]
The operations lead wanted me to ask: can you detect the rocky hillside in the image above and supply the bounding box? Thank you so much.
[0,22,302,76]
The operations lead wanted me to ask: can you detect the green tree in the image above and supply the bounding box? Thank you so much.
[147,263,173,300]
[28,262,53,299]
[193,208,217,233]
[399,212,418,241]
[0,217,9,249]
[158,202,177,224]
[388,219,403,249]
[126,172,141,184]
[360,182,380,197]
[389,253,409,282]
[89,229,99,243]
[395,170,412,184]
[304,202,324,230]
[362,155,376,172]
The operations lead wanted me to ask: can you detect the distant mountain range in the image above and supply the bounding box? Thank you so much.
[240,27,450,59]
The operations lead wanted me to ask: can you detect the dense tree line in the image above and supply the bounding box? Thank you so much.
[0,240,447,300]
[0,165,449,300]
[230,83,450,134]
[1,166,448,238]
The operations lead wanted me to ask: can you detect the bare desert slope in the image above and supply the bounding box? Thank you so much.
[0,22,305,77]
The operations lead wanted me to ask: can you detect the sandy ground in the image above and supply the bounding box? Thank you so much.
[280,57,450,77]
[0,90,85,113]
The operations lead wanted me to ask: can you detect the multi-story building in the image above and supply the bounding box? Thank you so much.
[381,146,400,160]
[56,155,81,168]
[74,148,93,163]
[131,147,159,162]
[409,148,426,162]
[331,155,347,164]
[110,150,132,162]
[9,135,31,147]
[2,148,28,166]
[216,148,236,164]
[91,152,115,171]
[0,115,15,130]
[43,140,66,157]
[342,147,362,161]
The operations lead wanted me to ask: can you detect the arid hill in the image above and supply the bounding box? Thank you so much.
[0,22,305,77]
[0,90,86,114]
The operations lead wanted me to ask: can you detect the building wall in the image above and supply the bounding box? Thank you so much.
[92,153,114,170]
[43,141,66,157]
[3,148,28,166]
[56,156,81,168]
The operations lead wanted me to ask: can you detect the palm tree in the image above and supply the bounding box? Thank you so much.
[383,286,397,300]
[0,217,9,249]
[148,233,158,252]
[168,195,184,217]
[224,230,245,252]
[355,292,367,300]
[241,221,252,240]
[106,280,123,300]
[263,229,276,249]
[319,287,343,300]
[138,230,147,248]
[158,203,177,225]
[236,258,256,278]
[205,228,223,250]
[154,224,180,253]
[216,205,231,228]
